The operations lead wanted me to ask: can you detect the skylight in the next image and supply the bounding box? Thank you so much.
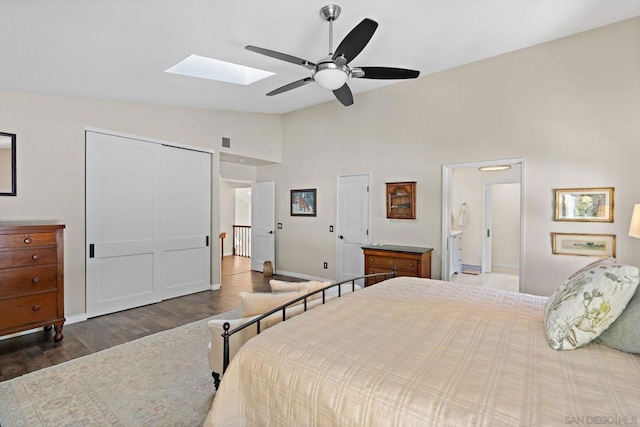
[165,54,274,85]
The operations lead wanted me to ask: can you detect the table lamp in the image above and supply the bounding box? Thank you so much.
[630,204,640,238]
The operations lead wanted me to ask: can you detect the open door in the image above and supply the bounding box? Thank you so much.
[251,181,275,272]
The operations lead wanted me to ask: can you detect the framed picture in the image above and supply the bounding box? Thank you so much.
[291,189,316,216]
[554,187,614,222]
[551,232,616,258]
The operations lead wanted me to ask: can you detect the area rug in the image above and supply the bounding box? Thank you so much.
[0,308,241,427]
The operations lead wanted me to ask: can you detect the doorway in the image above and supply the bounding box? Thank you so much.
[441,158,525,291]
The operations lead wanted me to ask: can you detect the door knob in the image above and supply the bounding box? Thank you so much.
[339,235,344,239]
[268,230,274,234]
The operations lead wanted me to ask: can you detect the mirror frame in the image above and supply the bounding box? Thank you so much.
[0,132,16,196]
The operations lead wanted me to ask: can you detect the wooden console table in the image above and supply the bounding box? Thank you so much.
[0,223,65,341]
[362,244,433,286]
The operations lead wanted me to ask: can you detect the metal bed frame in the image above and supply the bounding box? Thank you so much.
[215,271,396,387]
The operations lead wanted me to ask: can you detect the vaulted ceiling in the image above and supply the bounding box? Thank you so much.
[2,1,639,114]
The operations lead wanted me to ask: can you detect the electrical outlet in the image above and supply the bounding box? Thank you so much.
[323,262,328,269]
[329,225,333,232]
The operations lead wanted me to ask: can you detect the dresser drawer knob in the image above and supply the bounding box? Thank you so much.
[32,254,40,260]
[32,277,40,284]
[24,237,32,244]
[409,263,413,267]
[32,305,41,312]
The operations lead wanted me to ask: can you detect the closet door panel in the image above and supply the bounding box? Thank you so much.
[86,132,160,317]
[157,145,211,300]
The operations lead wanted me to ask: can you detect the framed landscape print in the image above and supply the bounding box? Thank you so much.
[554,187,614,222]
[551,232,616,257]
[291,189,316,216]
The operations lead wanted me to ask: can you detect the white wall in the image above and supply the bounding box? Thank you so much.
[220,161,257,183]
[235,188,251,226]
[258,17,640,296]
[491,183,521,269]
[0,92,281,317]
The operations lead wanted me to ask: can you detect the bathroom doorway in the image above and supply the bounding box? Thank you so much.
[442,158,525,292]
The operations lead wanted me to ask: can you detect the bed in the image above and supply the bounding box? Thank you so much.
[205,277,640,426]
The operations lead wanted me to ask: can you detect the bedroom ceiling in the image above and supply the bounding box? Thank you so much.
[1,1,639,115]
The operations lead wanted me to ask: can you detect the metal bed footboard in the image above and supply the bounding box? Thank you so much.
[221,271,396,374]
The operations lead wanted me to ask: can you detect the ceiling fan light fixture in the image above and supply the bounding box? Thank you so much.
[313,63,349,90]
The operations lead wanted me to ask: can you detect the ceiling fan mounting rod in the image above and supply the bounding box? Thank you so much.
[329,20,333,54]
[320,4,341,55]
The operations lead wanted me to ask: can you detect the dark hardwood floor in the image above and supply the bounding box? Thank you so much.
[0,256,298,382]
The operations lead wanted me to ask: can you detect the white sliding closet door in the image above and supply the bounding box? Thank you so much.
[86,131,211,317]
[158,147,211,300]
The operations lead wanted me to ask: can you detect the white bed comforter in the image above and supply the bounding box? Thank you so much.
[206,277,640,426]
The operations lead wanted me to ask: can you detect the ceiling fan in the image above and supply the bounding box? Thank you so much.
[245,4,420,107]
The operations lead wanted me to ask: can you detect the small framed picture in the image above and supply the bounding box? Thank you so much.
[554,187,614,222]
[291,189,316,216]
[551,232,616,258]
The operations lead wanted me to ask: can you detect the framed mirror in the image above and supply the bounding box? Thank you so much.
[0,132,16,196]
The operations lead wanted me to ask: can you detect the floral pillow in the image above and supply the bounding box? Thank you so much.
[544,260,639,350]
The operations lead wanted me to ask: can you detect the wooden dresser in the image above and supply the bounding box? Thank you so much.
[0,223,65,341]
[362,244,433,286]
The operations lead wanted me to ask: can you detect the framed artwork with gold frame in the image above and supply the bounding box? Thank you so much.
[554,187,614,222]
[551,232,616,257]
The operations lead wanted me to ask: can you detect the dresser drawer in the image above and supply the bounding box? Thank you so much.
[366,255,420,272]
[0,266,57,299]
[367,266,418,277]
[0,292,58,330]
[0,248,57,269]
[0,232,57,249]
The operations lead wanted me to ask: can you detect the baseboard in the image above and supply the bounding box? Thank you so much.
[274,270,332,282]
[492,264,519,270]
[210,283,221,291]
[0,313,88,341]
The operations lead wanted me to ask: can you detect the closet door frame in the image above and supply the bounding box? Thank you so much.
[85,127,214,317]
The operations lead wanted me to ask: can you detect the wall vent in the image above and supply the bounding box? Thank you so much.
[222,137,231,148]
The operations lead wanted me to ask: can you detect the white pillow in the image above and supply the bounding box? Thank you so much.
[269,279,331,300]
[544,260,639,350]
[239,290,306,317]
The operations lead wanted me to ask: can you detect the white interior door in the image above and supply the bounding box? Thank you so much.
[87,131,211,317]
[158,146,211,300]
[337,174,370,283]
[251,181,275,272]
[482,184,494,273]
[86,132,160,316]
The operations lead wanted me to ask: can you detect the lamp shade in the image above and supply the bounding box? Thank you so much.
[630,204,640,238]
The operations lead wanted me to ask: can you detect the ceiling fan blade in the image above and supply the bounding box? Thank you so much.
[266,78,313,96]
[332,18,378,64]
[246,46,316,70]
[353,67,420,79]
[333,84,354,106]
